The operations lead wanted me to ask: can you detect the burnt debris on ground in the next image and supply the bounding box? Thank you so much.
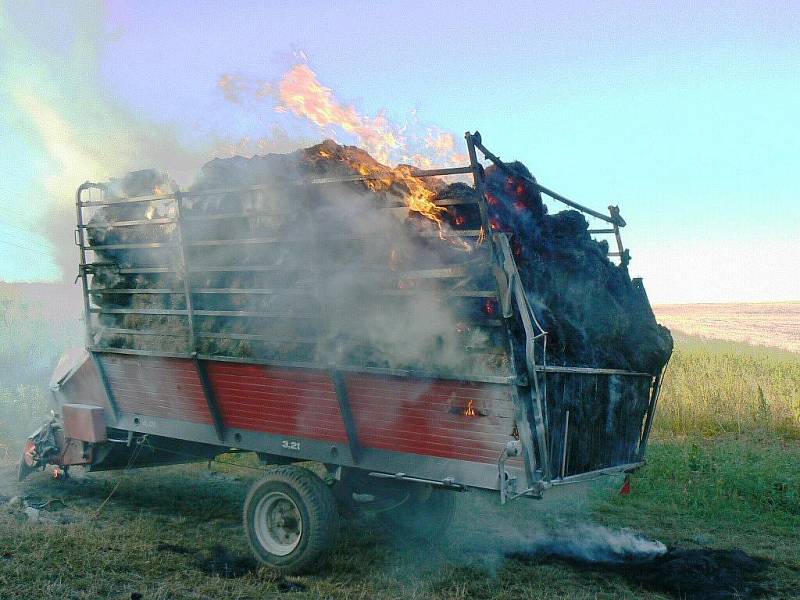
[196,544,259,578]
[509,546,773,600]
[158,542,258,578]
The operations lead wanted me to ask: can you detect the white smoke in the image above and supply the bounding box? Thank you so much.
[511,523,667,563]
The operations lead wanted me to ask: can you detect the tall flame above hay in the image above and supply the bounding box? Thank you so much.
[217,60,471,233]
[275,63,467,168]
[277,64,402,165]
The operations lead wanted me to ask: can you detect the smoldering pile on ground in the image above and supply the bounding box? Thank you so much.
[375,489,771,600]
[87,139,670,380]
[155,541,306,590]
[508,543,772,599]
[443,496,770,600]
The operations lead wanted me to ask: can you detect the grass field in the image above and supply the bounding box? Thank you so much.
[0,290,798,598]
[0,434,797,599]
[657,334,800,440]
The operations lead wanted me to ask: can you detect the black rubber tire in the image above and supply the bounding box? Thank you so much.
[243,465,339,574]
[378,485,456,540]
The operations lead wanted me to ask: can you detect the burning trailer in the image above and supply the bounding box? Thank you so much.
[20,131,671,573]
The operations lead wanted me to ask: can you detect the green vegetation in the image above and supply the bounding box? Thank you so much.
[656,334,800,439]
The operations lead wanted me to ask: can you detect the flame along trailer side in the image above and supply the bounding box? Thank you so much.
[20,132,666,574]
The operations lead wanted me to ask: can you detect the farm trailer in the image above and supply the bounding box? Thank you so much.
[20,132,667,573]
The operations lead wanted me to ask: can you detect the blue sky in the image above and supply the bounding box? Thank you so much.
[1,1,798,302]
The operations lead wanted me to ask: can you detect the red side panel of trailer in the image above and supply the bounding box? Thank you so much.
[102,355,214,426]
[344,374,515,463]
[93,354,516,465]
[205,362,349,444]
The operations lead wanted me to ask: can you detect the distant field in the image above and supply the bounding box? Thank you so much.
[654,301,800,353]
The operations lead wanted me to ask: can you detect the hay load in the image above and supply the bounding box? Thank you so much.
[87,141,508,377]
[85,140,671,388]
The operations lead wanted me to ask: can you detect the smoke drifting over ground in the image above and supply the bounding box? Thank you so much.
[435,491,772,600]
[375,487,773,600]
[507,522,667,563]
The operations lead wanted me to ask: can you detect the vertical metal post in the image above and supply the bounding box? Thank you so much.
[496,234,552,482]
[75,183,94,347]
[560,410,570,479]
[608,206,627,266]
[196,357,225,442]
[464,132,495,261]
[173,191,196,352]
[90,351,120,422]
[638,362,669,460]
[467,132,553,484]
[508,386,537,490]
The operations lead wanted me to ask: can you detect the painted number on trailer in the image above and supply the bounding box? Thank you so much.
[281,440,301,451]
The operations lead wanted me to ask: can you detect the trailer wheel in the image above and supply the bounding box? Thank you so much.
[244,465,339,574]
[378,485,456,540]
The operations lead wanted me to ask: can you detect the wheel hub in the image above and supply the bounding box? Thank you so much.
[254,491,302,556]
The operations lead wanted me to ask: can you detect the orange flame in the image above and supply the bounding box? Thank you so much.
[276,64,401,164]
[464,400,477,417]
[425,130,469,165]
[218,60,475,243]
[217,59,470,170]
[273,63,469,171]
[309,143,446,228]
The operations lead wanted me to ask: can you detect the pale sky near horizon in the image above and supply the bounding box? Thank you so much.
[1,1,798,303]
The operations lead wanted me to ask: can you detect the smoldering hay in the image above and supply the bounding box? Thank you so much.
[86,138,671,378]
